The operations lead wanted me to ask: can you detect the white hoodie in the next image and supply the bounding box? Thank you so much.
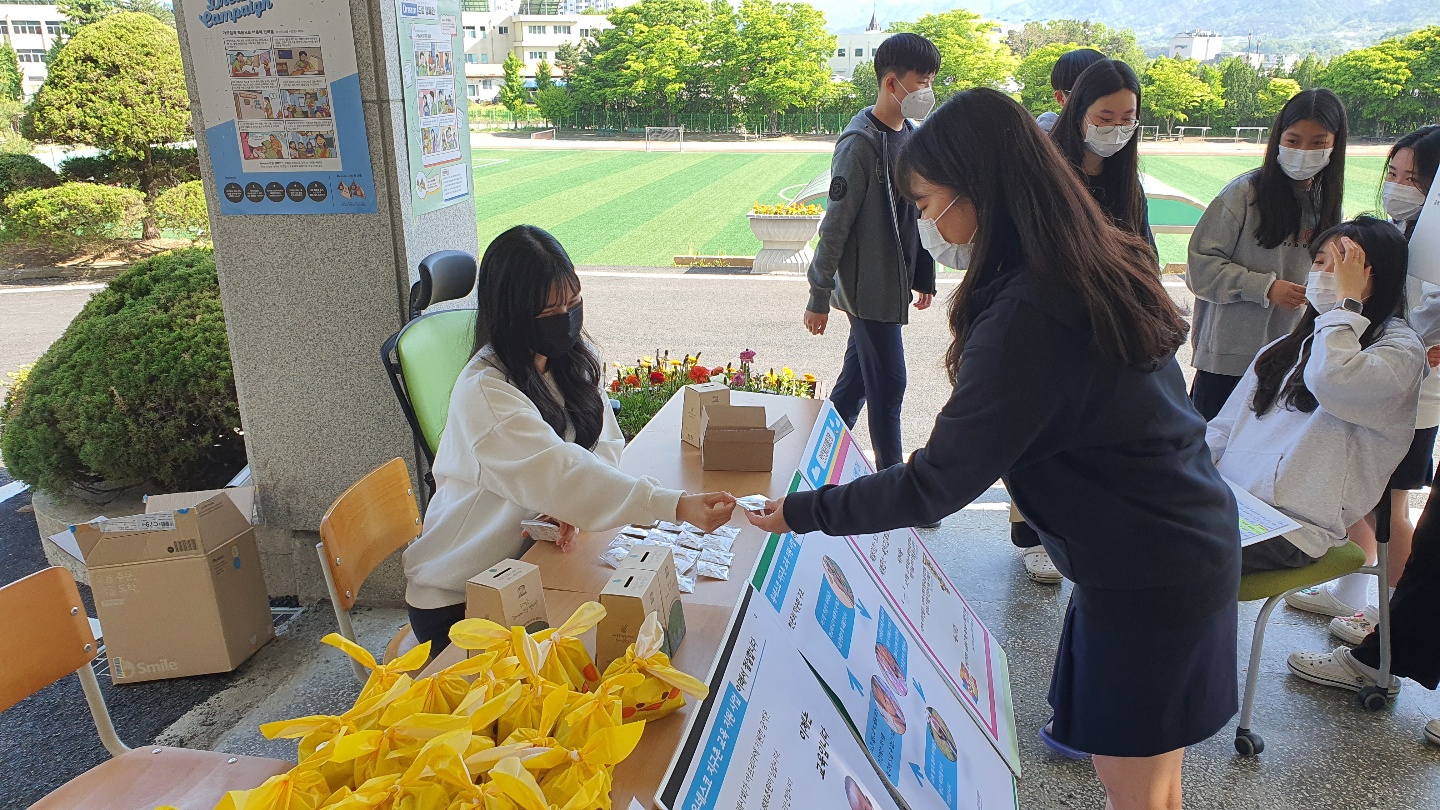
[403,350,683,609]
[1207,310,1424,558]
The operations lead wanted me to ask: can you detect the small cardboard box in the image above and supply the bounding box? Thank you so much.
[681,382,731,447]
[698,402,794,472]
[145,486,256,524]
[466,559,549,633]
[619,544,686,655]
[72,492,273,684]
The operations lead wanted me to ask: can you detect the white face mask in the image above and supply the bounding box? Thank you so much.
[917,197,972,270]
[1084,122,1138,158]
[1382,181,1427,223]
[1278,146,1332,181]
[1305,270,1339,313]
[892,80,935,121]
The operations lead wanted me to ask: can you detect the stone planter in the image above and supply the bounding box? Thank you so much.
[747,213,822,274]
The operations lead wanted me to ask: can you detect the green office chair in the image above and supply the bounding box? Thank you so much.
[382,251,479,492]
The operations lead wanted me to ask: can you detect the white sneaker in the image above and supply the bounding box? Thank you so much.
[1285,585,1361,618]
[1287,647,1401,697]
[1021,547,1063,584]
[1426,719,1440,746]
[1329,606,1378,646]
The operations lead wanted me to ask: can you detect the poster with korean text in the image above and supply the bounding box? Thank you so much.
[395,0,472,213]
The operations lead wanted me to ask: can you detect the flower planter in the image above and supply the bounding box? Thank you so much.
[747,213,822,274]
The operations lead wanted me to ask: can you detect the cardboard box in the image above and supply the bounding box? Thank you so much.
[619,545,686,655]
[465,559,549,633]
[145,486,256,523]
[681,383,731,447]
[72,492,273,684]
[698,402,794,472]
[598,569,670,670]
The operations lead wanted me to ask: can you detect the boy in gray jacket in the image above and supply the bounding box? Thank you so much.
[805,33,940,474]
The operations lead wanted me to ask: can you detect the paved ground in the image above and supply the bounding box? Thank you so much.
[2,273,1439,808]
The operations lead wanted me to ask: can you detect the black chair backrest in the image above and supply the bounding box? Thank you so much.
[410,251,477,321]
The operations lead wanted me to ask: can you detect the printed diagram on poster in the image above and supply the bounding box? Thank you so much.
[659,598,907,810]
[798,402,1021,774]
[759,514,1019,809]
[185,2,377,214]
[396,0,473,213]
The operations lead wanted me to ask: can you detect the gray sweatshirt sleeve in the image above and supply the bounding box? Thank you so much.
[1186,184,1276,307]
[1305,312,1425,430]
[807,136,872,314]
[1410,282,1440,346]
[1206,364,1258,464]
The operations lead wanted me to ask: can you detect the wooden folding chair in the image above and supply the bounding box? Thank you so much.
[317,457,423,681]
[2,567,290,809]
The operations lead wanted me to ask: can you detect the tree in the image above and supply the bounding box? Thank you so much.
[889,10,1015,99]
[851,60,877,103]
[23,13,189,239]
[581,0,707,126]
[498,51,528,127]
[1258,77,1302,120]
[534,58,554,94]
[1402,27,1440,123]
[0,45,22,101]
[536,86,576,128]
[1142,57,1218,132]
[555,41,582,77]
[117,0,174,27]
[1291,53,1322,89]
[56,0,114,37]
[1004,19,1146,69]
[1321,42,1413,135]
[691,0,740,115]
[734,0,834,132]
[1016,41,1079,114]
[1217,56,1266,128]
[1196,62,1226,123]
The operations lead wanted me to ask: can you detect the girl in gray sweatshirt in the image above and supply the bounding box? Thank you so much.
[1187,89,1349,421]
[1207,217,1424,574]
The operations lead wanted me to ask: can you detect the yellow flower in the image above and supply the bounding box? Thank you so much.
[669,359,682,367]
[782,367,794,379]
[639,358,653,367]
[803,373,816,382]
[612,361,621,367]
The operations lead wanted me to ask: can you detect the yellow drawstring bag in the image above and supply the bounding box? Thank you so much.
[260,677,412,762]
[498,686,573,775]
[327,712,469,785]
[538,721,646,808]
[495,632,569,742]
[379,651,501,726]
[600,613,710,723]
[552,675,641,749]
[214,765,333,810]
[448,617,517,658]
[532,602,606,692]
[324,633,431,705]
[324,728,477,810]
[486,756,609,810]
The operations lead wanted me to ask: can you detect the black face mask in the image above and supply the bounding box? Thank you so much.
[531,302,583,359]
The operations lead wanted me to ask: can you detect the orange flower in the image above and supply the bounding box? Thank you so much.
[688,365,712,384]
[711,366,725,376]
[625,374,641,387]
[610,379,622,392]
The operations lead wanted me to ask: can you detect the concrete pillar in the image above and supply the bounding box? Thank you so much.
[172,0,478,605]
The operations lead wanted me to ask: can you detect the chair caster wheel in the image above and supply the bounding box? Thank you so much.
[1359,685,1389,711]
[1234,729,1264,757]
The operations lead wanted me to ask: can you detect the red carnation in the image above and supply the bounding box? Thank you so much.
[625,374,641,386]
[649,370,666,384]
[688,365,712,384]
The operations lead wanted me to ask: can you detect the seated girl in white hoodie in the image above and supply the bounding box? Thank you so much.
[402,225,737,651]
[1207,216,1425,574]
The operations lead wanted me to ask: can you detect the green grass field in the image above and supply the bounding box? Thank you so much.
[471,149,1386,268]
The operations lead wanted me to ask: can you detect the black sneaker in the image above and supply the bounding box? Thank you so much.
[916,519,942,529]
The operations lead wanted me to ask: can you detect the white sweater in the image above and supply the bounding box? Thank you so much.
[1407,278,1440,429]
[1207,311,1424,558]
[403,350,683,609]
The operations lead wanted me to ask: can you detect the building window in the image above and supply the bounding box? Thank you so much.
[528,51,546,60]
[836,48,845,57]
[464,25,476,38]
[480,53,489,63]
[465,53,478,63]
[13,20,42,35]
[554,25,571,34]
[528,25,546,34]
[45,21,61,35]
[461,0,489,10]
[497,26,508,34]
[483,79,494,89]
[467,82,479,97]
[579,28,589,37]
[17,49,45,63]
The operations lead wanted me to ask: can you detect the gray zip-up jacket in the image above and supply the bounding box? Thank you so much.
[1187,171,1319,376]
[806,109,935,324]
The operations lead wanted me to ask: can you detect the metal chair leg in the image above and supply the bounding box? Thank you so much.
[1236,593,1286,755]
[317,542,369,683]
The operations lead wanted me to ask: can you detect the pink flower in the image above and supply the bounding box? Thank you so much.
[731,372,745,386]
[739,349,756,363]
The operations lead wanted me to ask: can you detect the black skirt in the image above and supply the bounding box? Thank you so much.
[1047,584,1238,757]
[1386,425,1438,491]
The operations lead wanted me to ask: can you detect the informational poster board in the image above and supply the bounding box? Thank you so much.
[1406,165,1440,286]
[1227,478,1302,547]
[759,502,1019,809]
[185,0,377,214]
[659,595,909,810]
[395,0,473,214]
[798,403,1021,775]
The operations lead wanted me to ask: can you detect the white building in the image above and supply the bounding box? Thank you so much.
[1216,51,1264,69]
[1169,31,1225,62]
[829,11,889,80]
[460,5,613,102]
[0,2,63,98]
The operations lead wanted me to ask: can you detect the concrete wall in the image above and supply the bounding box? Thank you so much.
[172,0,480,605]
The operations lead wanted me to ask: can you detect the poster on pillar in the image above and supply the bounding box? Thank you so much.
[186,0,378,214]
[395,0,473,214]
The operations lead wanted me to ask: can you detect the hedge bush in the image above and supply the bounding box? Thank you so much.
[153,180,208,239]
[59,146,200,189]
[0,152,58,211]
[0,247,245,493]
[3,181,144,248]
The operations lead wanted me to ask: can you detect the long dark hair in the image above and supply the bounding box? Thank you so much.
[1051,59,1147,239]
[1385,125,1440,239]
[1252,89,1347,250]
[474,225,604,449]
[1250,216,1409,416]
[897,88,1187,379]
